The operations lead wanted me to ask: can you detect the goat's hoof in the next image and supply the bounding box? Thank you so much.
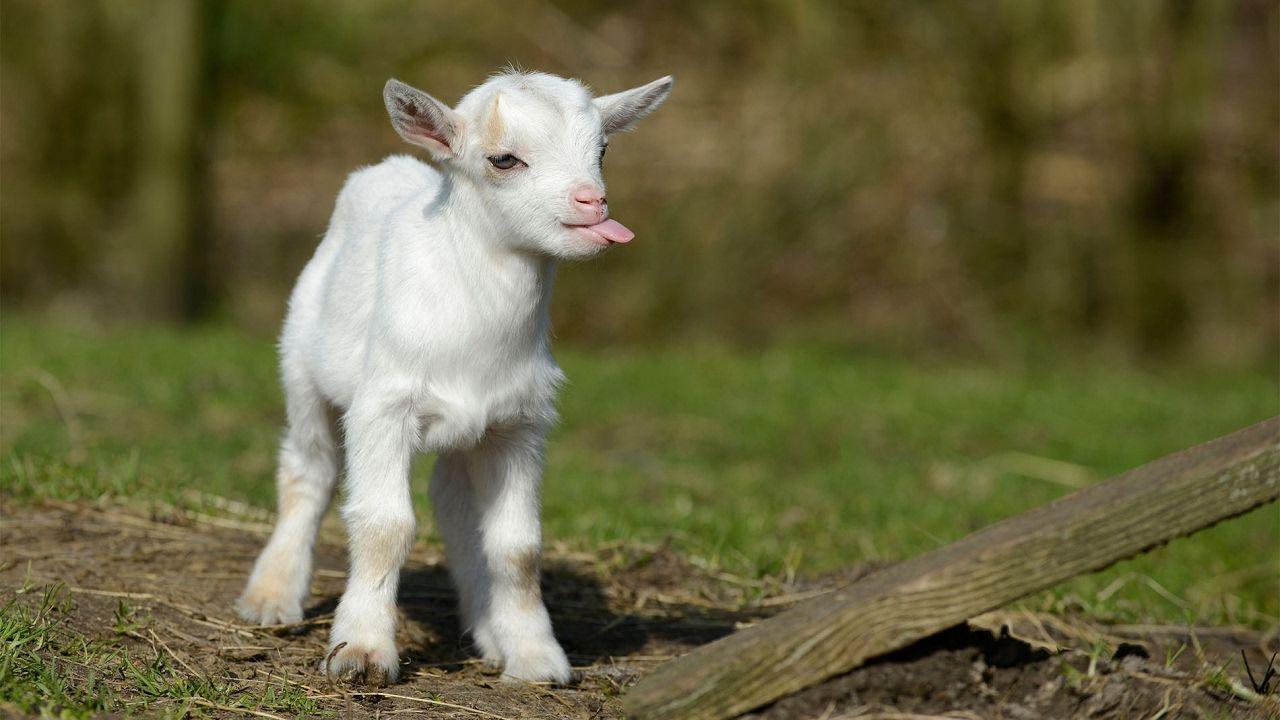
[235,588,303,626]
[501,642,572,685]
[323,640,399,687]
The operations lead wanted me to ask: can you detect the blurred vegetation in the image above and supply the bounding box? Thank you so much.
[2,0,1277,362]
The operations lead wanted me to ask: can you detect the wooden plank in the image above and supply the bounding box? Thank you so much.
[625,417,1280,720]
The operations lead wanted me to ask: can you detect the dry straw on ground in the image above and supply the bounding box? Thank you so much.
[1,497,1275,719]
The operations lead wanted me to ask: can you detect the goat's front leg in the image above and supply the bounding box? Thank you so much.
[461,425,570,683]
[323,391,417,686]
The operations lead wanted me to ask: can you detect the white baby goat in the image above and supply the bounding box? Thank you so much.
[235,70,672,685]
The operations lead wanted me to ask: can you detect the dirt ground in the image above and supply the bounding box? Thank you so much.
[2,498,1277,719]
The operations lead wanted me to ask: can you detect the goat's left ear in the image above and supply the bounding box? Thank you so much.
[384,78,463,160]
[594,75,673,135]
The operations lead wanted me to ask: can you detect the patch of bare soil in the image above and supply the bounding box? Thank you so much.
[1,498,1276,719]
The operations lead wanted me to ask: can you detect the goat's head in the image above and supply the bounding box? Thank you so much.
[383,70,672,258]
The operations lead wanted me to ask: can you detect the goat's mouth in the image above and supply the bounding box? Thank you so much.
[562,219,634,246]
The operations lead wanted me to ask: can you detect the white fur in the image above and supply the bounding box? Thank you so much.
[236,70,672,685]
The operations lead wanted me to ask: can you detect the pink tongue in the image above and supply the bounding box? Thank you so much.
[588,218,634,244]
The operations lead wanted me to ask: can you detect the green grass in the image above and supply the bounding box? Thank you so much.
[0,584,114,716]
[0,583,319,719]
[2,315,1277,631]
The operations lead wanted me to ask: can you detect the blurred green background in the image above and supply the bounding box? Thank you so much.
[3,0,1277,360]
[1,1,1278,627]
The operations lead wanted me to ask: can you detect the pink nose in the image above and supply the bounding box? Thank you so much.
[572,187,607,211]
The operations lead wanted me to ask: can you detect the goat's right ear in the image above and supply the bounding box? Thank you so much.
[384,79,462,160]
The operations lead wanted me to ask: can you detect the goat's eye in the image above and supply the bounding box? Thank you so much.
[599,145,608,163]
[487,154,523,170]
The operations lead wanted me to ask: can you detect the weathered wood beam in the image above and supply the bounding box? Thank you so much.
[625,417,1280,720]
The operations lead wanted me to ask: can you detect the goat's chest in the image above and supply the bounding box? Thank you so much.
[405,280,561,451]
[415,346,563,452]
[390,247,561,451]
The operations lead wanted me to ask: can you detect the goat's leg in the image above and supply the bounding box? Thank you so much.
[323,391,417,685]
[463,425,570,683]
[429,453,501,664]
[237,376,337,625]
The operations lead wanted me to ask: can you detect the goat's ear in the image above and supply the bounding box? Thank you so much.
[594,75,673,135]
[384,78,462,159]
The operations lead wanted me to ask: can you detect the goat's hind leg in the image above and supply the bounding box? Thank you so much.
[237,376,338,625]
[430,453,501,665]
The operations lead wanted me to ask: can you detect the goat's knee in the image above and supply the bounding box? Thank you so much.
[345,511,415,580]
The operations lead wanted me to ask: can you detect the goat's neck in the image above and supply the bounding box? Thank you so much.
[430,171,558,340]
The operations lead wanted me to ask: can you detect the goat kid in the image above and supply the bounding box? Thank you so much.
[236,70,672,685]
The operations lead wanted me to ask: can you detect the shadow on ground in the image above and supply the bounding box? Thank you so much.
[298,558,751,675]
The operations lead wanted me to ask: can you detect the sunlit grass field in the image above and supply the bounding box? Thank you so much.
[2,316,1276,627]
